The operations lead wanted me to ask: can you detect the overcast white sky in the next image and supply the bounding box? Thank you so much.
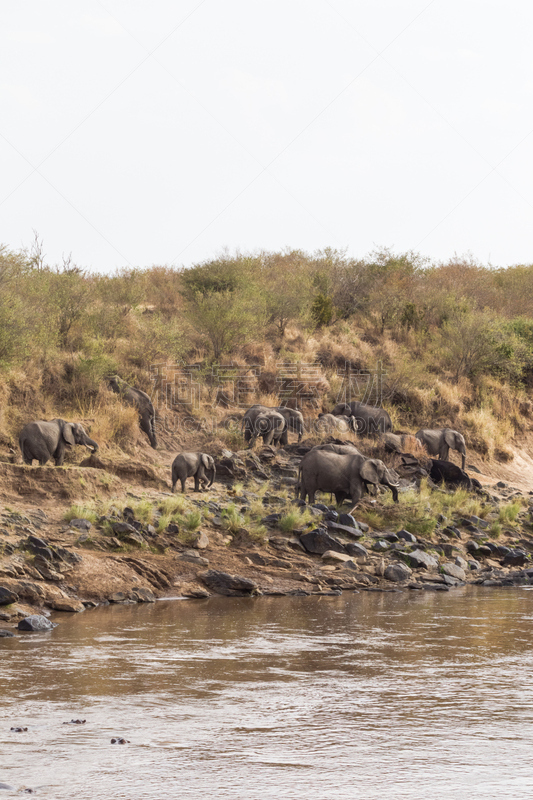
[1,1,532,273]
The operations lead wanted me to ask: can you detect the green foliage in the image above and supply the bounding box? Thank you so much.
[311,294,334,327]
[221,504,245,533]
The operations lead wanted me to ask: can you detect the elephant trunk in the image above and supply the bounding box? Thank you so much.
[207,465,216,488]
[85,438,99,452]
[461,453,466,471]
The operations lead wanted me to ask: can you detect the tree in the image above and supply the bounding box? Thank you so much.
[184,289,265,361]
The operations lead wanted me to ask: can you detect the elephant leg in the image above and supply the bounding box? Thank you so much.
[263,431,274,446]
[439,444,450,461]
[180,477,187,493]
[53,443,65,466]
[349,479,365,507]
[279,428,289,446]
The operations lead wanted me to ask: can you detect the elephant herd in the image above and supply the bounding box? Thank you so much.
[17,381,472,506]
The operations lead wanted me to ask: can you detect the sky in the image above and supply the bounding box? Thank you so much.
[1,0,533,273]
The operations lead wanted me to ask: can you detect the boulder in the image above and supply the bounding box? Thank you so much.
[397,529,417,543]
[178,551,209,567]
[502,550,529,567]
[384,563,412,582]
[69,518,92,531]
[326,521,364,539]
[200,570,259,597]
[17,615,57,632]
[299,529,346,555]
[193,531,209,550]
[48,598,85,613]
[345,542,368,559]
[0,586,18,606]
[399,549,439,570]
[441,562,466,581]
[372,540,391,553]
[0,630,15,637]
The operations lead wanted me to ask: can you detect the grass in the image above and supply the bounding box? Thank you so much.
[278,507,315,533]
[221,504,245,533]
[63,505,99,525]
[498,501,523,525]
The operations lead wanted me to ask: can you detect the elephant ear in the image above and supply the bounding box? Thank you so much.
[201,454,210,470]
[359,459,381,484]
[443,429,456,448]
[61,422,76,446]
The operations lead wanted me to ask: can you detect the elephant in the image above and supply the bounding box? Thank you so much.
[276,406,305,444]
[331,401,392,435]
[109,375,157,449]
[315,413,357,436]
[19,419,99,466]
[297,449,399,506]
[429,459,481,491]
[171,452,216,493]
[242,405,302,445]
[246,410,286,448]
[311,442,364,456]
[415,428,466,470]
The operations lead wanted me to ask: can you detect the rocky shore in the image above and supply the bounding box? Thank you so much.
[1,444,533,635]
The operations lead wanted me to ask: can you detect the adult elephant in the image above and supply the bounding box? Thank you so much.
[171,452,216,493]
[331,401,392,435]
[311,442,364,456]
[19,419,99,466]
[415,428,466,470]
[246,410,286,448]
[298,449,399,506]
[242,405,303,446]
[276,406,304,444]
[109,375,157,449]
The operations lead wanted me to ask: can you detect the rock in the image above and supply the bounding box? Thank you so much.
[372,540,391,553]
[200,570,259,596]
[53,547,83,565]
[469,515,489,529]
[502,550,529,567]
[345,542,368,559]
[0,629,15,637]
[396,529,417,543]
[70,518,92,531]
[193,531,209,550]
[0,586,18,606]
[477,545,493,557]
[321,550,355,564]
[325,521,364,539]
[443,526,462,539]
[178,551,209,567]
[48,598,85,613]
[455,555,469,570]
[338,513,357,527]
[17,615,57,632]
[299,529,346,555]
[131,588,156,603]
[495,481,507,488]
[468,559,481,570]
[312,503,329,513]
[324,510,339,522]
[384,563,412,582]
[466,540,480,553]
[441,562,466,581]
[261,513,282,527]
[399,549,439,570]
[109,592,128,603]
[112,522,137,536]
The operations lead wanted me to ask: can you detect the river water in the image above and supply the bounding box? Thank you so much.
[2,587,533,799]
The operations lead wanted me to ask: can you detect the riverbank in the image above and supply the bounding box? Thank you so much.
[2,437,533,633]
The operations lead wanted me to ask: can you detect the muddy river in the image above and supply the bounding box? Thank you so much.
[2,587,533,799]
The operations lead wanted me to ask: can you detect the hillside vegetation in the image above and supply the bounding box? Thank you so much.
[1,242,533,462]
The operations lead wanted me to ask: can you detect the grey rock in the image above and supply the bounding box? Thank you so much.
[384,563,412,582]
[338,513,358,528]
[325,521,364,539]
[372,540,391,553]
[17,615,57,632]
[112,522,137,535]
[200,570,259,597]
[502,550,529,567]
[70,518,92,531]
[345,542,368,559]
[455,555,468,570]
[193,531,209,550]
[0,586,18,606]
[300,529,346,555]
[397,529,417,543]
[468,559,481,570]
[399,549,439,570]
[178,551,209,566]
[441,562,466,581]
[0,629,15,637]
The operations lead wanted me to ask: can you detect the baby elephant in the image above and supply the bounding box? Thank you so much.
[171,452,216,493]
[19,418,99,466]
